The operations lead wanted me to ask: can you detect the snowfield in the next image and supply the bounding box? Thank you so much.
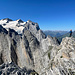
[0,19,26,34]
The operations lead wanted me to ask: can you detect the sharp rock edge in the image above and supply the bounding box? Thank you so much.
[0,18,74,75]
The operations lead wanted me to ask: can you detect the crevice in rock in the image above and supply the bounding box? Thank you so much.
[22,35,34,62]
[0,53,4,65]
[11,39,18,65]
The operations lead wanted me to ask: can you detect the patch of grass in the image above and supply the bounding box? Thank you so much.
[72,72,75,75]
[68,68,71,71]
[60,56,63,58]
[49,46,53,50]
[68,68,75,75]
[43,46,53,58]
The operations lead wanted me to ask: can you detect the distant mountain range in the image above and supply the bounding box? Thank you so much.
[43,30,68,37]
[57,31,75,42]
[43,30,75,42]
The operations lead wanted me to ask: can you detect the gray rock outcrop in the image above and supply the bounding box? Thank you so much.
[0,25,34,69]
[23,20,46,42]
[0,62,39,75]
[39,37,75,75]
[0,19,75,75]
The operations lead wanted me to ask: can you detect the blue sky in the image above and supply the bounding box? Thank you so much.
[0,0,75,31]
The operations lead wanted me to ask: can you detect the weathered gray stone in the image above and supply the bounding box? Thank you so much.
[0,62,32,75]
[23,20,46,42]
[39,37,75,75]
[0,19,75,75]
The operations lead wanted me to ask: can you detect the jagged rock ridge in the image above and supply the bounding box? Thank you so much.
[0,18,75,75]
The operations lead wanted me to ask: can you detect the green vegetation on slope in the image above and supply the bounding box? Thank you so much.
[43,31,68,37]
[57,31,75,42]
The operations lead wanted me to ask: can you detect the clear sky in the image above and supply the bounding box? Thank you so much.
[0,0,75,31]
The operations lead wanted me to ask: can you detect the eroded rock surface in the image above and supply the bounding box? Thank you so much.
[0,62,38,75]
[0,19,75,75]
[40,37,75,75]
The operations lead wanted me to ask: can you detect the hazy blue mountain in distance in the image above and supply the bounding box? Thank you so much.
[43,30,68,37]
[57,31,75,42]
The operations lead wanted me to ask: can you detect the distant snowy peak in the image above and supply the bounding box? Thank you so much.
[2,18,13,21]
[0,18,39,34]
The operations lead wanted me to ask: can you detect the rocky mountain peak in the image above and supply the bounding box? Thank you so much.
[60,37,75,49]
[27,20,32,22]
[0,25,8,34]
[16,19,24,23]
[2,18,13,21]
[0,18,41,35]
[0,18,75,75]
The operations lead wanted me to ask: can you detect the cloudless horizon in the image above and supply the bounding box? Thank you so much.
[0,0,75,31]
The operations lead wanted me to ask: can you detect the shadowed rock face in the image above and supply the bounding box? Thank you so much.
[0,62,38,75]
[0,19,75,75]
[0,25,34,69]
[17,19,24,23]
[0,25,8,34]
[2,18,13,21]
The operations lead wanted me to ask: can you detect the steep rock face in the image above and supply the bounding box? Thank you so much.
[0,25,8,34]
[36,35,60,74]
[0,19,75,75]
[23,30,39,51]
[0,18,26,34]
[0,25,34,70]
[24,20,40,33]
[22,29,60,73]
[8,28,34,68]
[52,37,75,75]
[41,35,59,53]
[40,37,75,75]
[0,24,42,72]
[0,26,11,64]
[22,29,41,71]
[0,19,46,41]
[23,20,46,42]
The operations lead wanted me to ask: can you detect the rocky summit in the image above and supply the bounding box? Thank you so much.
[0,18,75,75]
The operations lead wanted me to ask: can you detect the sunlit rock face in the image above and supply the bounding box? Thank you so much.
[0,18,75,75]
[0,19,46,42]
[0,25,34,70]
[40,37,75,75]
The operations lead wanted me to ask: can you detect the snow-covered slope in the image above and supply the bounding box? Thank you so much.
[0,18,46,42]
[0,18,26,34]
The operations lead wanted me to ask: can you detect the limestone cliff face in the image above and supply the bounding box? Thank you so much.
[23,20,46,42]
[39,37,75,75]
[0,19,75,75]
[0,25,34,70]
